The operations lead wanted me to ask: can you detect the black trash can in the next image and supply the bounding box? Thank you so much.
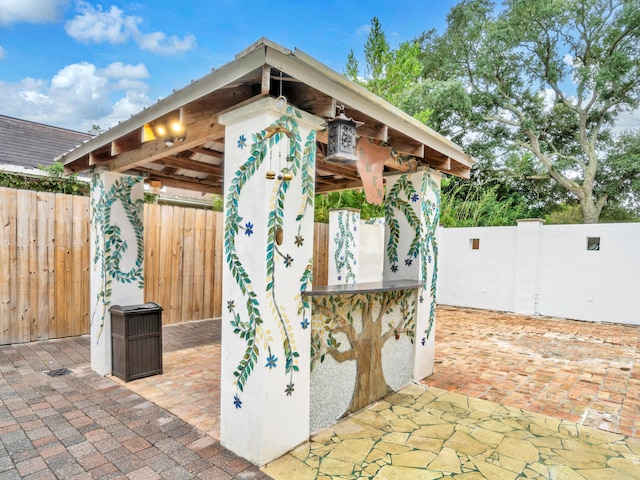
[110,302,163,382]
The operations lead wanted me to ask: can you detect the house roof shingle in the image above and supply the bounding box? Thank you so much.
[0,115,92,170]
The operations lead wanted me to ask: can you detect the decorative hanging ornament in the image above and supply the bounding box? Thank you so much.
[324,105,364,164]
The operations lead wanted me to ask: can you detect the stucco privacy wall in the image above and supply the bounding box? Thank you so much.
[437,221,640,326]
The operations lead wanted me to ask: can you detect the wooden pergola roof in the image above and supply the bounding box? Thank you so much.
[58,38,474,194]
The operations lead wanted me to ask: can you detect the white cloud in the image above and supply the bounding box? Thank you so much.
[613,108,640,134]
[0,61,151,132]
[356,24,371,36]
[0,46,5,59]
[134,31,196,56]
[65,2,196,56]
[101,62,149,79]
[0,0,66,24]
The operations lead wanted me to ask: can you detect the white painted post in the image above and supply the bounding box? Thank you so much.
[218,97,323,466]
[383,168,441,380]
[89,171,145,376]
[513,218,544,315]
[358,217,385,283]
[328,209,360,285]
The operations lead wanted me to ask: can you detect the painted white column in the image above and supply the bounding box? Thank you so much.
[358,217,385,283]
[219,97,323,466]
[89,171,145,376]
[513,218,544,315]
[328,208,360,285]
[383,168,441,380]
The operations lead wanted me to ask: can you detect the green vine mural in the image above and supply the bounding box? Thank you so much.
[224,105,316,406]
[384,174,421,271]
[90,174,145,342]
[333,210,358,283]
[421,172,440,342]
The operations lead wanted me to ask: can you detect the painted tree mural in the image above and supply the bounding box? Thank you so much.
[310,289,416,414]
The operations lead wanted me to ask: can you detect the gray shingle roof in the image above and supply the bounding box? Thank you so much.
[0,115,92,169]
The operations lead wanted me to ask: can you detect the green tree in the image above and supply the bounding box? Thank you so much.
[88,124,104,136]
[345,18,433,124]
[425,0,640,223]
[314,190,385,223]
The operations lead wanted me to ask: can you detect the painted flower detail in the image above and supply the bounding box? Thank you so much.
[405,258,413,267]
[419,295,424,303]
[421,337,426,346]
[427,255,432,264]
[284,254,293,267]
[300,318,309,329]
[285,382,295,396]
[237,134,246,149]
[227,300,235,312]
[391,264,398,273]
[233,395,242,409]
[265,353,278,369]
[294,235,304,247]
[411,193,420,202]
[244,221,254,237]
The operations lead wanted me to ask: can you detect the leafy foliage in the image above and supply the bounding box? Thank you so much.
[421,0,640,223]
[440,177,531,227]
[315,189,385,223]
[0,162,87,196]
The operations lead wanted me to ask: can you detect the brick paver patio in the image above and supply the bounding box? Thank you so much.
[0,333,267,479]
[424,306,640,438]
[2,306,638,478]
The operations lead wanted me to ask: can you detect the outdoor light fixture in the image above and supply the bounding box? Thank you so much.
[324,105,363,164]
[155,121,186,146]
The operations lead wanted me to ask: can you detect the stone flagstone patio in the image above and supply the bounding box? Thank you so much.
[114,306,640,478]
[261,383,640,479]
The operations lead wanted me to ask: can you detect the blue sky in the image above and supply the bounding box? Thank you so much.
[0,0,459,133]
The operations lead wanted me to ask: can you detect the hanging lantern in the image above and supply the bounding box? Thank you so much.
[324,106,363,164]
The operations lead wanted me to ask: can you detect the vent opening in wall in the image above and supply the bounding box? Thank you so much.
[470,238,480,250]
[587,237,600,251]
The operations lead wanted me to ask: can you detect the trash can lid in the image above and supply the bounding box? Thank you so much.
[109,302,163,314]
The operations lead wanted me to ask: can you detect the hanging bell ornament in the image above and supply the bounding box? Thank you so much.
[266,170,276,180]
[282,172,293,181]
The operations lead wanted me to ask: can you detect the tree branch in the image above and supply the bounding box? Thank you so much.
[325,346,356,363]
[312,303,357,344]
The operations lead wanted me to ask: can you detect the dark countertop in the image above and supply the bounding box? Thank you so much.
[303,279,425,297]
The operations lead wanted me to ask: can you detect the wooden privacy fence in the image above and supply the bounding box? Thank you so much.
[0,187,329,345]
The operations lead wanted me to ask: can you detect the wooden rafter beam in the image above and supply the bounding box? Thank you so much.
[152,156,224,176]
[135,166,221,192]
[104,118,224,173]
[315,159,360,181]
[189,146,224,160]
[315,179,367,194]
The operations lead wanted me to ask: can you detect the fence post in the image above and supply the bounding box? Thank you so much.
[513,218,544,315]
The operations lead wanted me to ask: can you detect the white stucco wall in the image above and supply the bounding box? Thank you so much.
[437,225,518,312]
[437,222,640,326]
[536,223,640,325]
